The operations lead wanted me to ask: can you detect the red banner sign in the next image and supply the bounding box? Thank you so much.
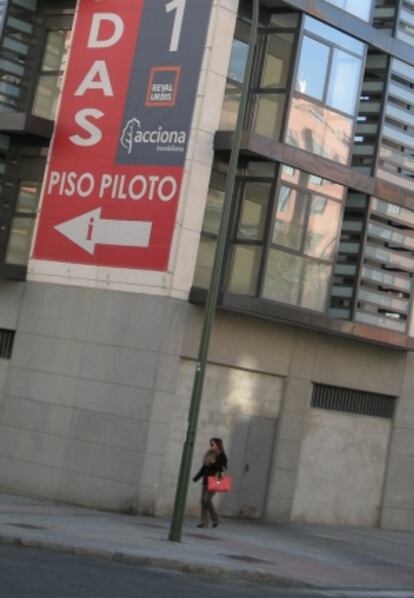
[33,0,212,271]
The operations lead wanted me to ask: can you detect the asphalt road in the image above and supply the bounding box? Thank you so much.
[0,544,413,598]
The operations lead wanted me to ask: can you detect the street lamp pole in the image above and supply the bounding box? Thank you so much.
[168,0,259,543]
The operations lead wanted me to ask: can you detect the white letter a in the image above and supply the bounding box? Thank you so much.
[75,60,113,97]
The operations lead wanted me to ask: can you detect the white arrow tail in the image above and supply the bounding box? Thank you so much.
[93,218,151,247]
[55,208,152,255]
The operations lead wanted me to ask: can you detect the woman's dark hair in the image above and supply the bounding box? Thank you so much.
[210,437,226,456]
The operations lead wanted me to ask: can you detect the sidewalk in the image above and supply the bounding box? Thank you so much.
[0,493,413,591]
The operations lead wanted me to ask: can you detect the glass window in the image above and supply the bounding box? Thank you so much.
[355,311,406,333]
[323,0,373,22]
[304,16,364,55]
[262,164,343,313]
[326,49,362,114]
[371,197,414,227]
[301,259,331,311]
[263,249,302,305]
[228,39,248,83]
[41,30,70,72]
[261,32,294,89]
[246,161,275,177]
[269,13,298,28]
[202,186,224,235]
[281,166,345,200]
[193,238,217,289]
[32,29,71,120]
[295,36,329,100]
[219,33,248,131]
[220,85,242,130]
[237,182,270,241]
[304,196,342,261]
[273,187,307,250]
[361,266,412,292]
[252,93,285,140]
[193,170,226,288]
[296,19,364,118]
[364,243,414,271]
[227,245,262,295]
[15,182,41,214]
[286,97,353,164]
[5,217,35,266]
[32,74,63,119]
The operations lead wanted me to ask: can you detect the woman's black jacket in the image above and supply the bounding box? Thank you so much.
[193,452,228,485]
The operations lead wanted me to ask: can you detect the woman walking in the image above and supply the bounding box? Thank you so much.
[193,437,228,528]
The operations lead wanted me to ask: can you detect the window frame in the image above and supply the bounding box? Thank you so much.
[258,163,346,314]
[294,27,364,118]
[28,13,73,120]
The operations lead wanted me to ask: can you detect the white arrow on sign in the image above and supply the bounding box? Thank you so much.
[54,208,152,255]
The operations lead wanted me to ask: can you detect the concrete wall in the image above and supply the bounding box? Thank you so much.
[0,281,25,412]
[292,410,391,526]
[0,281,187,512]
[0,286,412,529]
[177,305,406,528]
[381,352,414,531]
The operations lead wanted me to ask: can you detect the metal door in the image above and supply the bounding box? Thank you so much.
[222,415,276,518]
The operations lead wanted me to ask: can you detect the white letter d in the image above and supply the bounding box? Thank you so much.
[88,13,124,48]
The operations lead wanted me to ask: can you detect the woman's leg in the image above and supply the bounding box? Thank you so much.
[203,489,218,526]
[200,486,209,526]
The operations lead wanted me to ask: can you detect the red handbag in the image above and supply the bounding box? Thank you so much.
[207,474,232,493]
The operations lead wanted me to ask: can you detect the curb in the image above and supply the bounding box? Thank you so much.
[0,533,305,587]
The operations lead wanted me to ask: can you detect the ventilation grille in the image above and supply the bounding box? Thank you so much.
[0,329,14,359]
[312,383,395,419]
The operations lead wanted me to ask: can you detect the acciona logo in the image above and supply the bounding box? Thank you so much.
[120,118,187,154]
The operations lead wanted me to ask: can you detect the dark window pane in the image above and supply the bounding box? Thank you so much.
[237,182,270,241]
[295,36,329,100]
[269,13,298,28]
[246,161,275,177]
[261,32,293,89]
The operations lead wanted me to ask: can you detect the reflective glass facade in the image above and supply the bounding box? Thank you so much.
[0,0,73,277]
[194,0,414,349]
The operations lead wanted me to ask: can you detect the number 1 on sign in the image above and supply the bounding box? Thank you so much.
[165,0,186,52]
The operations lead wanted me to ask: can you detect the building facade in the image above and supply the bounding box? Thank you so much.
[0,0,413,530]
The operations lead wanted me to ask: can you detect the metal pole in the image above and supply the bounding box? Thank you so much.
[168,0,259,543]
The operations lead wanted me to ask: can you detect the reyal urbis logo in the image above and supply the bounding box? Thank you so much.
[145,66,181,107]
